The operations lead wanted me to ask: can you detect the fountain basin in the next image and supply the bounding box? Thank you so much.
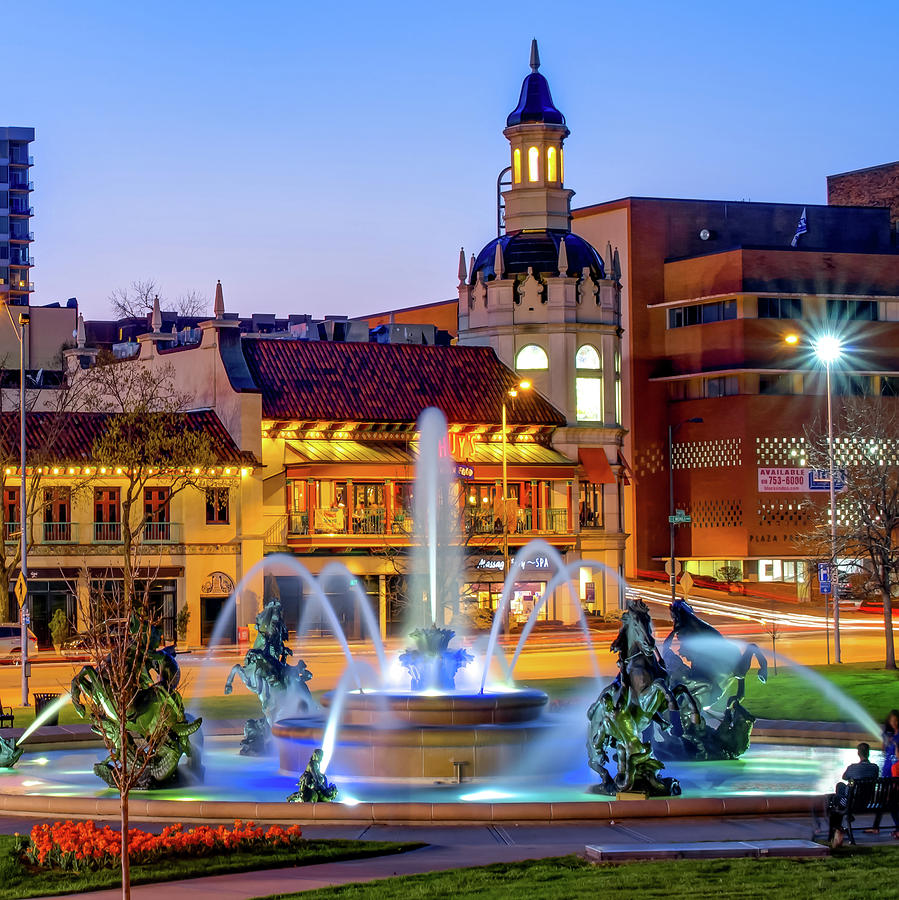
[273,688,550,780]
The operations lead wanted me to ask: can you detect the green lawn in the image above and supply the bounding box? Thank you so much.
[0,834,421,900]
[258,846,899,900]
[521,663,899,725]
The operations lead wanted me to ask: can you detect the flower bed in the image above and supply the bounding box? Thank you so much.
[17,820,304,872]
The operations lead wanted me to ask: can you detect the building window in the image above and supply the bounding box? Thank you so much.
[43,487,71,542]
[144,487,171,542]
[513,148,521,183]
[93,488,121,542]
[576,344,603,422]
[758,297,802,319]
[546,147,557,182]
[614,348,622,425]
[834,374,872,396]
[516,344,548,370]
[528,146,539,182]
[827,298,878,321]
[880,376,899,397]
[706,375,739,398]
[206,487,230,524]
[668,299,737,328]
[758,374,795,395]
[3,487,18,542]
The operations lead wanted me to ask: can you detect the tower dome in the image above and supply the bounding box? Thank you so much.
[471,230,604,283]
[506,40,566,128]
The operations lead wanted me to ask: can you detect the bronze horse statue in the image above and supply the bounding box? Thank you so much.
[587,598,700,795]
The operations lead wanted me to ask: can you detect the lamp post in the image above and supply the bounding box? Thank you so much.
[668,417,703,603]
[18,311,29,706]
[814,334,843,664]
[501,380,531,631]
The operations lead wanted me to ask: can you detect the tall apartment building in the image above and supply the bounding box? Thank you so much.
[0,127,34,305]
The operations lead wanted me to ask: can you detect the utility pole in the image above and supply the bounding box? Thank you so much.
[18,311,29,706]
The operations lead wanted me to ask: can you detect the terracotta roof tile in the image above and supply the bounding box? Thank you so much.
[240,340,565,426]
[0,410,255,466]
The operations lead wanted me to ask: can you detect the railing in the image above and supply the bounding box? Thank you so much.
[142,520,180,544]
[546,507,570,532]
[391,513,413,535]
[288,512,309,535]
[9,280,33,291]
[9,231,33,242]
[9,180,33,191]
[353,508,386,534]
[465,510,498,535]
[43,521,76,543]
[3,522,20,543]
[93,521,122,543]
[264,515,287,548]
[9,205,33,216]
[9,154,33,166]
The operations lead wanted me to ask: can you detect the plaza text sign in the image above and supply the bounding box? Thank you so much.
[757,467,847,493]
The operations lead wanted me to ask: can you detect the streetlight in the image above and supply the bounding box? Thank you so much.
[501,379,531,631]
[814,333,843,664]
[668,417,703,603]
[17,311,29,706]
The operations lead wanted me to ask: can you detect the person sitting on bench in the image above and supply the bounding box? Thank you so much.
[828,742,897,845]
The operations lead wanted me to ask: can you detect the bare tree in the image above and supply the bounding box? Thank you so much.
[78,353,219,597]
[805,397,899,669]
[71,558,190,899]
[108,279,208,320]
[108,279,159,319]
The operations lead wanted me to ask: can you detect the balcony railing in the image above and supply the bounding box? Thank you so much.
[288,512,309,535]
[9,231,33,242]
[353,509,386,534]
[546,507,570,532]
[9,154,34,166]
[3,522,20,543]
[9,180,33,191]
[93,521,122,543]
[43,521,76,543]
[8,280,33,292]
[142,520,181,544]
[9,206,33,216]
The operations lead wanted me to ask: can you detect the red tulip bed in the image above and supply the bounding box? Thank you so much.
[17,819,304,872]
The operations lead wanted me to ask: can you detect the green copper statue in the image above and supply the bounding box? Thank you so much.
[225,595,314,754]
[70,616,202,789]
[0,735,23,768]
[287,748,338,803]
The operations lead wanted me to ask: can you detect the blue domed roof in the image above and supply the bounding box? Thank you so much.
[506,41,566,128]
[471,230,604,282]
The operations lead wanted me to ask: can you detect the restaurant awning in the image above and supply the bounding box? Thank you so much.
[469,443,574,466]
[578,447,616,484]
[286,440,412,464]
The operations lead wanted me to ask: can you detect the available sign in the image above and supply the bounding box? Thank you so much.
[757,467,847,493]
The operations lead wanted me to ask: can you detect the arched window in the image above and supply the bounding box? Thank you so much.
[546,147,557,182]
[560,148,564,183]
[513,148,521,184]
[528,146,539,182]
[516,344,549,370]
[576,344,602,421]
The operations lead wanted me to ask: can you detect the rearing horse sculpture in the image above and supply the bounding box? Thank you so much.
[587,598,700,796]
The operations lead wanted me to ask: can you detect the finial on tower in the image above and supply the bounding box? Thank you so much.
[151,294,162,333]
[214,279,225,319]
[557,237,569,276]
[469,253,477,283]
[76,313,85,348]
[493,241,505,279]
[530,38,540,73]
[458,248,467,285]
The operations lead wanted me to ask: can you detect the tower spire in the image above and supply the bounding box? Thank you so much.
[214,279,225,319]
[458,248,467,285]
[530,38,540,72]
[557,237,569,276]
[151,294,162,333]
[494,240,505,279]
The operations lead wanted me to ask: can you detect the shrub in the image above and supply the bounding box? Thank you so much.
[176,605,191,642]
[48,609,69,650]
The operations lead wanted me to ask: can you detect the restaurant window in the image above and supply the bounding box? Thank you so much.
[206,487,229,524]
[706,375,739,398]
[353,483,385,508]
[516,344,548,370]
[579,482,604,529]
[759,374,795,395]
[43,487,71,542]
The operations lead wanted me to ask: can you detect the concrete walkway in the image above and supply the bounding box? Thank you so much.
[29,813,899,900]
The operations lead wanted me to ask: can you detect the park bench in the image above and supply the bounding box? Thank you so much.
[0,699,13,729]
[828,777,899,844]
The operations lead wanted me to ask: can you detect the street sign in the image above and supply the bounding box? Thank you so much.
[681,572,694,598]
[809,469,847,492]
[23,609,30,625]
[668,508,692,525]
[664,559,682,577]
[818,562,832,595]
[14,572,26,607]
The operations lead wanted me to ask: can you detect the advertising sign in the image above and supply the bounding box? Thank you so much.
[757,468,809,492]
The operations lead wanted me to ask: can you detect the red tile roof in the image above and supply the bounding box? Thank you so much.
[0,410,256,465]
[240,339,566,426]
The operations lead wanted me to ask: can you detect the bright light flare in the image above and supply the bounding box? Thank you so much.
[814,334,843,364]
[784,333,799,345]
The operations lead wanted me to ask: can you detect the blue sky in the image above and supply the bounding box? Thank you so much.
[16,0,899,319]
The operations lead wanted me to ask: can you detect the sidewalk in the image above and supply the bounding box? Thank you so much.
[36,813,896,899]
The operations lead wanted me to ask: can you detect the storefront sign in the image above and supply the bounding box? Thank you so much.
[477,558,504,571]
[455,464,474,479]
[475,556,551,572]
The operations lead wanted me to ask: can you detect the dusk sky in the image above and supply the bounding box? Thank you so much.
[19,1,899,320]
